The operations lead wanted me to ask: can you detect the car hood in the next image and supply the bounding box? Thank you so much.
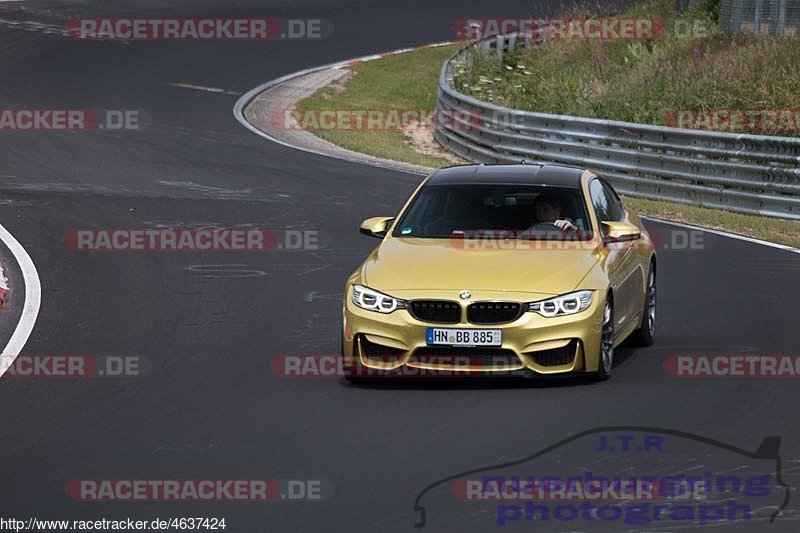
[362,237,600,295]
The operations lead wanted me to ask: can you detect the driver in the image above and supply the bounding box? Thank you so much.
[534,193,577,231]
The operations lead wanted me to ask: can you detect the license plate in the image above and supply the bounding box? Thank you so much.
[426,328,502,347]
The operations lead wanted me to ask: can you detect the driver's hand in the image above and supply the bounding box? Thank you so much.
[554,219,577,231]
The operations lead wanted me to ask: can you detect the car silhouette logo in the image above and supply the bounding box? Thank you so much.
[413,426,791,529]
[459,290,471,300]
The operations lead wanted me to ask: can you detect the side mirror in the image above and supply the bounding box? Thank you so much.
[601,221,641,244]
[359,217,394,239]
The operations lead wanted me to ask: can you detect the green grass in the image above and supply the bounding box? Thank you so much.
[295,18,800,249]
[455,0,800,134]
[296,44,461,168]
[624,197,800,248]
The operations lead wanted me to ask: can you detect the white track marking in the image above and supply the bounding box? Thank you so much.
[0,223,41,374]
[234,44,800,258]
[0,18,69,36]
[170,83,241,96]
[642,216,800,255]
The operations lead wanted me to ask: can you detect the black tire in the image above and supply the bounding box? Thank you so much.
[593,296,615,381]
[630,262,656,347]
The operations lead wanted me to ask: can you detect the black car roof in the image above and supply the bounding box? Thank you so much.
[427,164,586,188]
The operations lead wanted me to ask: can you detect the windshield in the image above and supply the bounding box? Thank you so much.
[393,184,593,240]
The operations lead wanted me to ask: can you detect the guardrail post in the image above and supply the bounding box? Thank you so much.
[775,0,787,34]
[754,0,763,34]
[731,0,744,33]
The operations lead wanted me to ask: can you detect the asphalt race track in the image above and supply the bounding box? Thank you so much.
[0,1,798,531]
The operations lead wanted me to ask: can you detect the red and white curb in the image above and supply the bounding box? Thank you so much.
[0,260,9,308]
[336,41,454,68]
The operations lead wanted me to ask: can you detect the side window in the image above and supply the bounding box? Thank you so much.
[589,179,625,222]
[601,180,625,221]
[589,179,610,221]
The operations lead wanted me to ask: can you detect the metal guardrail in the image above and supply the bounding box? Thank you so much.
[720,0,800,36]
[433,35,800,219]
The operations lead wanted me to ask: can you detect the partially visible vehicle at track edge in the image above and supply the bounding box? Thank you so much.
[343,163,657,382]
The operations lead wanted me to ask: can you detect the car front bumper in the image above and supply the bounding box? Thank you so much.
[342,287,605,376]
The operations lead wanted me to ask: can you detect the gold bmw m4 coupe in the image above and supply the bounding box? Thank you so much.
[342,164,656,381]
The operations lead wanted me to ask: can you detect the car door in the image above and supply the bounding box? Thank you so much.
[602,179,645,328]
[589,179,640,335]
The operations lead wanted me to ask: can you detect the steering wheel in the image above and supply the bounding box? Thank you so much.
[531,222,563,231]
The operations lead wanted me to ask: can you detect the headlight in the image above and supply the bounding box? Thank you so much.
[351,285,406,314]
[528,290,593,317]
